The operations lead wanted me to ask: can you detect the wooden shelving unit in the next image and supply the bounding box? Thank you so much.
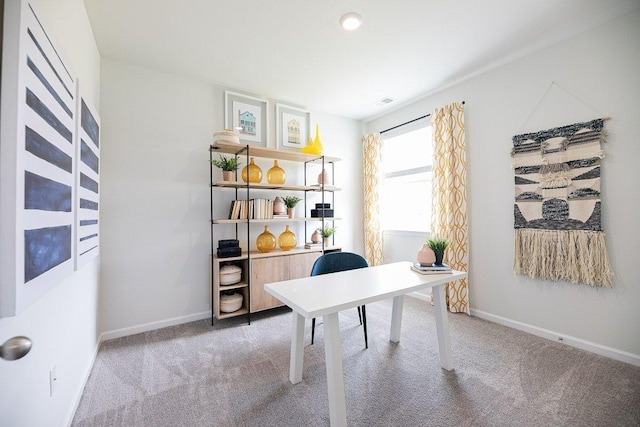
[209,142,341,324]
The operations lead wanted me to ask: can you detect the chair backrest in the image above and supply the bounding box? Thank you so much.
[310,252,369,276]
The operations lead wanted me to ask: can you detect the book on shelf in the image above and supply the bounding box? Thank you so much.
[410,265,452,275]
[229,199,277,220]
[304,242,323,249]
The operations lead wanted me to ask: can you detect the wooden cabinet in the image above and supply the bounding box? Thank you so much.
[250,251,323,312]
[249,256,289,312]
[209,141,341,323]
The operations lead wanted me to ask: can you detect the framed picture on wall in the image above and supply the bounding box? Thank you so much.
[0,0,77,316]
[276,103,310,151]
[224,91,268,147]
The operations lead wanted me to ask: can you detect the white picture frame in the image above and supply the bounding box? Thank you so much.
[276,103,310,151]
[0,0,76,316]
[224,91,268,147]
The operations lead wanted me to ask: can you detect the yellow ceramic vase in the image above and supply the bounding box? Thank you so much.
[301,124,323,155]
[267,160,285,184]
[256,225,276,253]
[278,225,297,251]
[241,157,262,183]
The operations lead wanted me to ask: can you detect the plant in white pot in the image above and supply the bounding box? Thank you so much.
[210,154,241,181]
[282,196,302,218]
[319,225,336,246]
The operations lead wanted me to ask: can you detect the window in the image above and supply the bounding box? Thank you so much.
[381,122,432,233]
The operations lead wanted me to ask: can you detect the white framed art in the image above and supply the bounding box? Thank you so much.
[1,0,76,316]
[276,103,310,151]
[74,82,101,269]
[224,91,268,147]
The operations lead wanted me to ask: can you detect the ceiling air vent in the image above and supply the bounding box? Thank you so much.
[373,97,394,107]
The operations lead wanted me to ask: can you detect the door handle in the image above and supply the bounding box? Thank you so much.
[0,336,32,361]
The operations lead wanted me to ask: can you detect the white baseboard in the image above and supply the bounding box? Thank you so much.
[471,308,640,367]
[101,311,211,341]
[65,311,211,425]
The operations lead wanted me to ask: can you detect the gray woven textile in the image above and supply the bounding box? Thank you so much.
[511,118,613,287]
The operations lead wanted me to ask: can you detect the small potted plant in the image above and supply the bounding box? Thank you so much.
[282,196,302,218]
[426,236,449,266]
[319,225,336,246]
[210,154,241,181]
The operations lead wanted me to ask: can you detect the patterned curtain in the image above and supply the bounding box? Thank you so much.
[362,133,384,266]
[431,102,469,314]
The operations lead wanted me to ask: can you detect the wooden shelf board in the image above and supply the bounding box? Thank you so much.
[218,282,248,291]
[216,308,249,319]
[212,217,341,224]
[212,181,341,192]
[211,141,340,163]
[213,247,341,261]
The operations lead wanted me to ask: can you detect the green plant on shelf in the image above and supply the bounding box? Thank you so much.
[210,154,241,171]
[319,225,336,238]
[282,196,302,208]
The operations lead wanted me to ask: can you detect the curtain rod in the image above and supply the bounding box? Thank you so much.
[380,101,465,134]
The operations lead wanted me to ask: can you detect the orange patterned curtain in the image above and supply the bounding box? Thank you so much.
[362,133,384,266]
[431,103,469,314]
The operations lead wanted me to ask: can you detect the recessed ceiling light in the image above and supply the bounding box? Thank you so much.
[340,12,362,31]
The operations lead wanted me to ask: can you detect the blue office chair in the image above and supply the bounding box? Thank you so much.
[310,252,370,348]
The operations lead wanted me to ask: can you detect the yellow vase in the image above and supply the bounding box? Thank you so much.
[267,160,285,184]
[301,124,323,155]
[256,225,276,253]
[278,225,297,251]
[241,157,262,183]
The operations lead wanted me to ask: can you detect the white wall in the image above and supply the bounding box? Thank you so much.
[99,58,364,335]
[0,0,101,425]
[367,11,640,363]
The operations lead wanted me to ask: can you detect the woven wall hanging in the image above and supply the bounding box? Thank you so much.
[511,118,613,287]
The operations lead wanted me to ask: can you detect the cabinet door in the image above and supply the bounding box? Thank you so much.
[250,256,288,312]
[288,252,322,280]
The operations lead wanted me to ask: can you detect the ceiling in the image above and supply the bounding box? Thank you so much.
[83,0,639,121]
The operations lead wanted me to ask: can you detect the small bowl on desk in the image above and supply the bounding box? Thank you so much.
[220,292,243,313]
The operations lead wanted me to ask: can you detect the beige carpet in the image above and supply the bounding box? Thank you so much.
[72,297,640,426]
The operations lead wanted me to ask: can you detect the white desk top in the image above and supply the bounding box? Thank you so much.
[265,261,467,319]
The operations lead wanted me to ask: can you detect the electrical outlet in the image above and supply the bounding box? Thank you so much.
[49,366,57,397]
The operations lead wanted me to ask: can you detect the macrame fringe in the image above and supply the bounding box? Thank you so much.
[514,229,613,288]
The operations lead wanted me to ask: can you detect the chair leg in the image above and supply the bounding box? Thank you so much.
[357,306,362,325]
[362,305,368,349]
[311,318,316,345]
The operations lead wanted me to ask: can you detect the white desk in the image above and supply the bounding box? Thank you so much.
[265,261,467,427]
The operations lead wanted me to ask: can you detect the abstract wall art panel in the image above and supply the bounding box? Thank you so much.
[511,118,613,287]
[1,0,76,316]
[74,88,100,269]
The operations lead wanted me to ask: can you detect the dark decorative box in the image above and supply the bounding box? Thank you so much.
[311,209,334,218]
[217,239,241,258]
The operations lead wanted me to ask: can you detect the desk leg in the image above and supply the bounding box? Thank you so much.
[324,313,347,427]
[433,284,453,371]
[290,312,305,384]
[390,295,405,342]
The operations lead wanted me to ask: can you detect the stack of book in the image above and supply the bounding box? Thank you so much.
[410,262,452,275]
[304,242,323,249]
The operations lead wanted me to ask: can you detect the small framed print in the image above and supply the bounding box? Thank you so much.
[276,103,310,151]
[224,91,268,147]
